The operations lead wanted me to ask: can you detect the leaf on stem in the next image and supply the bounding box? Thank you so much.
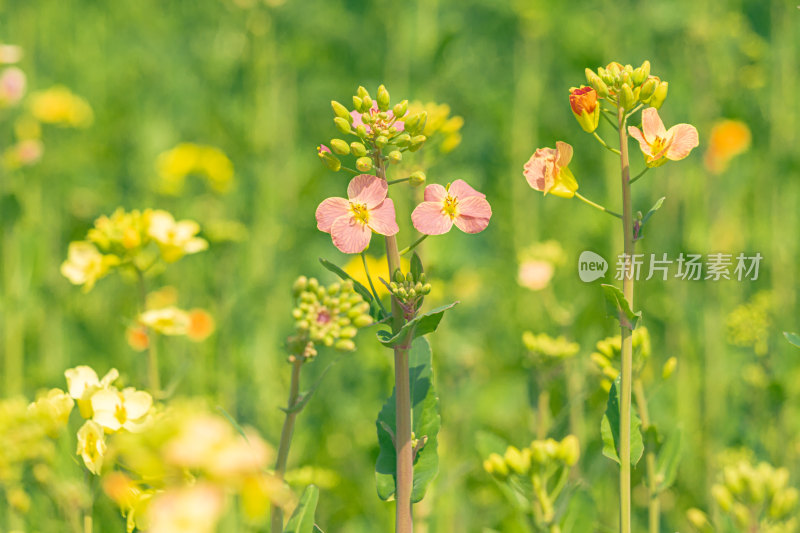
[319,257,388,321]
[636,196,665,240]
[376,302,459,348]
[600,284,641,330]
[375,337,441,503]
[280,357,343,415]
[784,332,800,348]
[410,252,423,280]
[283,485,319,533]
[656,428,684,492]
[600,379,644,466]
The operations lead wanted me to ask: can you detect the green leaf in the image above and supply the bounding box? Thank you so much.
[319,258,386,320]
[656,428,683,492]
[0,194,22,227]
[376,302,458,348]
[410,252,423,280]
[600,284,641,330]
[281,356,343,415]
[600,380,644,466]
[785,332,800,349]
[641,196,665,226]
[283,485,319,533]
[375,337,441,503]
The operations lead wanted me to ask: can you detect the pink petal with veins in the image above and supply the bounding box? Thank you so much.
[641,107,667,142]
[367,199,399,236]
[448,179,485,200]
[315,197,351,233]
[423,183,448,202]
[331,216,372,254]
[347,174,388,208]
[666,123,699,160]
[411,201,453,235]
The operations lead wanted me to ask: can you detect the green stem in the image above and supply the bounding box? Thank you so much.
[536,388,550,439]
[617,105,634,533]
[398,234,428,256]
[340,166,360,175]
[135,268,160,396]
[625,104,644,119]
[361,252,388,316]
[388,177,411,185]
[377,153,413,533]
[629,167,650,185]
[574,192,622,219]
[634,379,660,533]
[271,358,303,532]
[601,108,619,130]
[593,132,621,155]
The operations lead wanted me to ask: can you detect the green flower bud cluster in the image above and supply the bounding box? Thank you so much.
[712,459,799,528]
[590,326,651,390]
[388,268,432,309]
[522,332,579,365]
[483,435,580,479]
[726,291,772,357]
[291,276,373,355]
[320,85,429,173]
[585,60,668,110]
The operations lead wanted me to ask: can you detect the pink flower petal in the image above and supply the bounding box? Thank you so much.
[423,184,448,202]
[627,125,650,155]
[347,174,388,208]
[315,197,351,233]
[523,148,557,192]
[367,198,399,236]
[448,179,485,200]
[411,201,454,235]
[641,107,667,142]
[555,141,573,168]
[331,216,372,254]
[454,215,490,234]
[457,195,492,220]
[665,123,699,161]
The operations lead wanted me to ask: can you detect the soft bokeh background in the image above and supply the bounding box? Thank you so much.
[2,0,799,531]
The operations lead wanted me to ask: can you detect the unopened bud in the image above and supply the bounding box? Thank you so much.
[395,133,411,146]
[394,269,405,283]
[353,314,373,328]
[293,276,308,294]
[361,95,373,110]
[331,100,350,119]
[318,150,341,172]
[375,135,388,148]
[484,453,509,477]
[357,86,370,100]
[620,83,636,109]
[409,171,426,186]
[356,156,373,172]
[334,117,352,135]
[558,435,581,466]
[377,84,390,111]
[639,78,657,101]
[712,484,734,512]
[633,60,650,85]
[392,100,408,119]
[334,339,356,351]
[504,446,531,475]
[648,81,668,109]
[350,142,367,157]
[388,150,402,164]
[409,135,427,152]
[330,139,350,155]
[352,96,364,112]
[662,357,677,379]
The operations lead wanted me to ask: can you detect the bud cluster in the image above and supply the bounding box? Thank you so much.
[291,276,373,357]
[483,435,580,479]
[590,327,651,391]
[387,269,432,317]
[585,60,668,111]
[522,332,580,365]
[320,84,429,173]
[711,458,799,530]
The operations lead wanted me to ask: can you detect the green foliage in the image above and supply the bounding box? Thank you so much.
[600,284,641,330]
[284,485,320,533]
[601,380,644,467]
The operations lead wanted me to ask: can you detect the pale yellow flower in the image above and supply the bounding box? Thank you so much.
[91,387,152,433]
[156,143,234,195]
[88,208,150,252]
[77,420,106,475]
[60,241,120,292]
[29,85,93,127]
[147,210,208,263]
[64,365,119,418]
[139,306,191,336]
[147,484,224,533]
[27,389,74,435]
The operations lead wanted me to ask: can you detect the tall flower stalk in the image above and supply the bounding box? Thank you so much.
[524,61,698,533]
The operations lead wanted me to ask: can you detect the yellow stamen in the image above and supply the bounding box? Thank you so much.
[442,195,459,219]
[350,203,370,225]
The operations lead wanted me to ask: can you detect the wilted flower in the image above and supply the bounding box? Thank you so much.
[411,179,491,235]
[76,420,106,475]
[315,174,399,254]
[29,86,93,127]
[704,119,751,174]
[60,241,120,291]
[628,107,699,167]
[0,67,25,107]
[147,210,208,262]
[523,141,578,198]
[138,306,191,336]
[90,387,152,433]
[569,86,600,133]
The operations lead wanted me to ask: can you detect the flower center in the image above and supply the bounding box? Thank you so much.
[350,203,370,225]
[443,195,459,219]
[650,136,668,158]
[115,403,127,425]
[316,309,331,324]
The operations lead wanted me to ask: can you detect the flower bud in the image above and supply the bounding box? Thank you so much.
[585,69,610,98]
[361,95,373,110]
[388,150,402,164]
[771,487,799,518]
[334,339,356,351]
[484,453,509,477]
[331,100,350,119]
[353,314,373,328]
[731,503,751,529]
[375,135,388,148]
[712,484,734,511]
[558,435,581,466]
[356,156,373,172]
[356,125,368,138]
[334,117,352,135]
[395,133,411,146]
[409,171,426,187]
[633,60,650,85]
[620,83,636,110]
[330,138,350,155]
[409,135,427,152]
[352,96,364,112]
[421,283,432,294]
[357,86,370,100]
[393,269,405,283]
[339,326,358,339]
[569,86,600,133]
[504,446,531,475]
[392,100,408,119]
[377,84,390,111]
[662,356,677,379]
[639,77,657,101]
[648,81,668,109]
[318,149,341,172]
[293,276,308,294]
[724,466,746,495]
[350,142,367,157]
[686,509,712,531]
[404,112,427,135]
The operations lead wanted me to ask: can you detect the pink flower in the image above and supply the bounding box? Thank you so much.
[316,174,399,254]
[411,180,491,235]
[0,67,25,107]
[317,144,331,154]
[628,107,699,168]
[351,102,405,133]
[523,141,578,198]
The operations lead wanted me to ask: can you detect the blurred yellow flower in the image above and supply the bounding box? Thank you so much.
[27,389,74,435]
[147,484,225,533]
[147,210,208,262]
[704,119,751,174]
[88,208,150,253]
[343,254,409,299]
[407,101,463,154]
[29,85,93,127]
[156,143,234,195]
[60,241,120,291]
[65,365,120,419]
[139,306,191,336]
[76,420,106,475]
[91,387,152,433]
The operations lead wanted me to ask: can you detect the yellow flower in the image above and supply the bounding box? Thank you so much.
[139,306,191,336]
[704,119,751,174]
[147,210,208,262]
[27,389,74,435]
[65,365,120,418]
[77,420,106,475]
[91,387,152,433]
[29,85,93,127]
[343,254,409,299]
[407,101,464,154]
[156,143,234,195]
[88,208,150,253]
[60,241,120,291]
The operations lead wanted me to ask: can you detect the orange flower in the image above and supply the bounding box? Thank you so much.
[704,120,751,174]
[569,87,600,133]
[126,326,150,352]
[187,309,215,342]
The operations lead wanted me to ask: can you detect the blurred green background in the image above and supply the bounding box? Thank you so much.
[2,0,799,531]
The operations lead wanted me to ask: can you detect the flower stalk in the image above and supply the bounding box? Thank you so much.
[634,378,660,533]
[271,357,303,532]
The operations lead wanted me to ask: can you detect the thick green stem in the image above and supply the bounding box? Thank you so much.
[377,155,413,533]
[634,379,660,533]
[271,358,303,532]
[135,268,160,396]
[617,105,634,533]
